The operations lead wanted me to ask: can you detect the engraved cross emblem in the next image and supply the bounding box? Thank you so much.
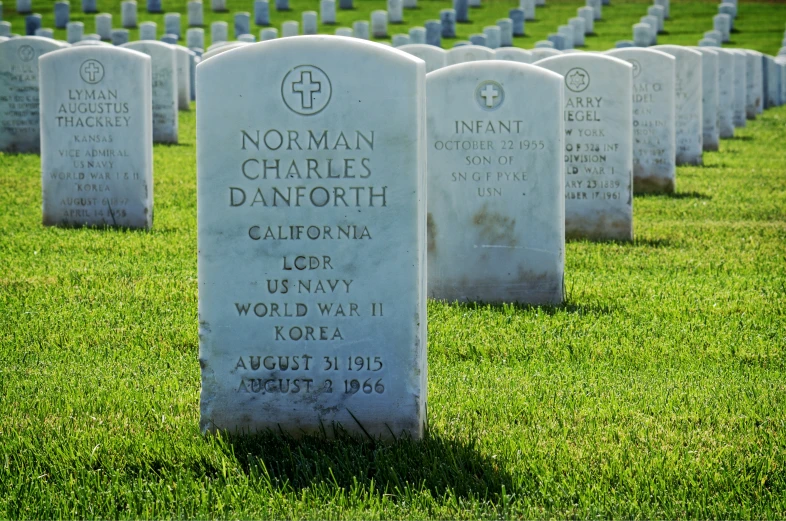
[480,84,499,108]
[292,71,321,110]
[83,62,101,82]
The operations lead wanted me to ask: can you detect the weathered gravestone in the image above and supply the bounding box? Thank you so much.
[0,36,68,153]
[197,36,427,438]
[399,44,446,73]
[494,47,533,63]
[40,46,153,229]
[427,61,564,304]
[694,47,719,152]
[607,48,675,194]
[652,45,703,165]
[121,41,177,143]
[536,53,633,241]
[446,45,493,65]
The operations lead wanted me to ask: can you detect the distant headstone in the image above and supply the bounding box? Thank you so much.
[469,0,480,7]
[641,16,658,45]
[633,23,650,48]
[483,26,501,49]
[607,48,675,193]
[371,11,388,38]
[112,28,129,45]
[469,34,487,47]
[95,13,112,40]
[121,40,178,143]
[521,0,535,21]
[694,47,718,151]
[532,43,559,56]
[454,0,468,23]
[569,17,585,46]
[190,48,200,100]
[282,20,298,37]
[535,53,634,241]
[338,0,352,9]
[427,61,564,303]
[713,48,734,138]
[614,40,634,49]
[34,28,52,38]
[197,36,427,440]
[320,0,335,24]
[587,0,601,20]
[509,9,524,36]
[276,0,289,11]
[718,3,735,31]
[188,1,204,26]
[558,25,574,49]
[211,0,226,11]
[234,12,250,38]
[403,0,416,7]
[17,0,31,13]
[399,43,446,72]
[66,21,83,42]
[441,9,456,37]
[40,46,153,229]
[165,13,181,40]
[425,20,441,47]
[730,49,746,127]
[122,1,138,28]
[654,0,669,19]
[74,37,108,45]
[353,21,369,39]
[175,45,191,110]
[302,11,317,35]
[578,6,594,34]
[147,0,162,13]
[388,0,402,23]
[494,47,533,63]
[409,26,425,44]
[211,21,228,42]
[187,27,204,49]
[82,0,96,14]
[391,34,409,46]
[140,21,157,40]
[201,41,247,60]
[0,22,10,36]
[703,30,721,46]
[497,19,512,47]
[165,36,181,46]
[763,54,780,108]
[25,13,41,35]
[547,33,565,51]
[55,2,70,29]
[652,45,703,165]
[648,5,664,33]
[254,0,269,25]
[714,14,730,43]
[0,36,68,152]
[744,50,762,118]
[446,44,493,64]
[335,27,351,37]
[260,27,277,40]
[453,41,471,47]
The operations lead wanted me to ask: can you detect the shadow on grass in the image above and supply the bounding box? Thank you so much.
[438,298,613,316]
[218,426,516,501]
[636,191,711,200]
[725,135,753,141]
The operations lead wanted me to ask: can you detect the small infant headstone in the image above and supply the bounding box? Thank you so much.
[40,45,153,229]
[536,53,634,241]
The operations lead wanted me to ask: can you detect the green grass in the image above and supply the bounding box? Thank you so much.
[2,1,786,519]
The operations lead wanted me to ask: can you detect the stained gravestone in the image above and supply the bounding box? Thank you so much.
[40,46,153,229]
[121,41,177,143]
[536,53,633,241]
[446,45,493,65]
[0,36,68,153]
[744,50,762,118]
[122,1,138,28]
[607,48,675,193]
[175,45,191,110]
[399,43,446,72]
[427,61,564,304]
[652,45,703,165]
[694,47,719,152]
[494,47,533,63]
[730,49,746,127]
[196,36,427,439]
[713,48,735,138]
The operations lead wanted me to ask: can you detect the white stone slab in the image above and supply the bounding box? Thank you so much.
[652,45,703,165]
[607,48,675,193]
[713,48,734,138]
[446,45,494,65]
[730,49,746,127]
[535,53,633,241]
[196,36,427,439]
[120,41,177,143]
[744,50,762,118]
[0,36,68,153]
[40,46,153,228]
[494,48,534,63]
[764,54,779,108]
[426,61,564,304]
[694,47,718,152]
[175,45,191,110]
[399,44,446,73]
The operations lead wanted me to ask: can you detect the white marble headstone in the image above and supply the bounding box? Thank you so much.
[0,36,69,153]
[196,36,427,439]
[446,45,494,65]
[40,46,153,229]
[427,61,564,304]
[744,50,762,118]
[652,45,703,165]
[730,49,746,127]
[399,44,446,73]
[121,41,178,143]
[607,48,675,193]
[694,47,719,152]
[536,53,633,241]
[713,48,735,138]
[175,45,192,110]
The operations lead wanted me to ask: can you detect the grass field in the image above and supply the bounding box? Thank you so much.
[2,0,786,518]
